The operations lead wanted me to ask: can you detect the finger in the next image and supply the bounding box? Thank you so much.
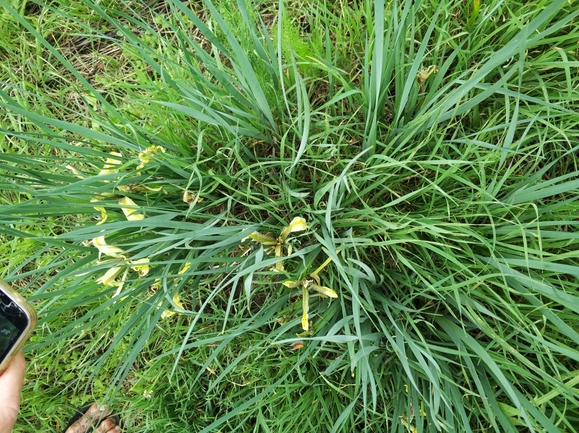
[0,352,26,411]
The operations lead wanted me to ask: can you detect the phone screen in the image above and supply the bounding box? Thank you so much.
[0,291,27,361]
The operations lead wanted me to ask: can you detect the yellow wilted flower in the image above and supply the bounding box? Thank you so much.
[178,262,191,275]
[278,217,308,243]
[161,293,185,318]
[130,258,150,277]
[66,164,85,179]
[94,263,129,298]
[282,251,338,331]
[137,145,166,169]
[93,255,149,290]
[96,265,124,286]
[67,151,121,180]
[67,151,123,225]
[93,235,126,259]
[99,152,123,176]
[183,190,203,205]
[118,196,145,221]
[244,217,308,271]
[416,65,438,85]
[92,203,108,225]
[310,284,338,298]
[87,152,153,292]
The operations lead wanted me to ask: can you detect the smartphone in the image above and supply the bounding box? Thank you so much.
[0,279,37,372]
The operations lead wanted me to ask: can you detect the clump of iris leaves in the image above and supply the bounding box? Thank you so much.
[1,0,579,431]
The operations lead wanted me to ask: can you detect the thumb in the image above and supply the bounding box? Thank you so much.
[0,352,26,432]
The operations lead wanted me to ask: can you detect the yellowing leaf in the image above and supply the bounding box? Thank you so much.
[311,284,338,298]
[282,280,302,289]
[310,255,335,283]
[118,196,145,221]
[243,232,277,245]
[144,185,165,193]
[93,235,125,258]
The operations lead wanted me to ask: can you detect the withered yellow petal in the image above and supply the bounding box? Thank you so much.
[282,280,302,289]
[416,65,438,84]
[182,190,203,205]
[99,152,123,176]
[310,272,321,286]
[173,293,184,309]
[66,164,85,179]
[96,266,123,286]
[311,284,338,298]
[93,235,125,258]
[161,293,185,319]
[93,206,108,225]
[144,185,164,192]
[178,262,191,275]
[113,281,125,298]
[301,285,309,331]
[274,244,283,258]
[130,258,150,276]
[137,145,166,169]
[288,216,308,233]
[118,196,145,221]
[279,216,308,242]
[289,341,304,350]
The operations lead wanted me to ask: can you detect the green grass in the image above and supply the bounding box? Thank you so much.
[1,0,579,431]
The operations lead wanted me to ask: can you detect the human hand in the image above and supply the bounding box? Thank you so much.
[0,352,25,433]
